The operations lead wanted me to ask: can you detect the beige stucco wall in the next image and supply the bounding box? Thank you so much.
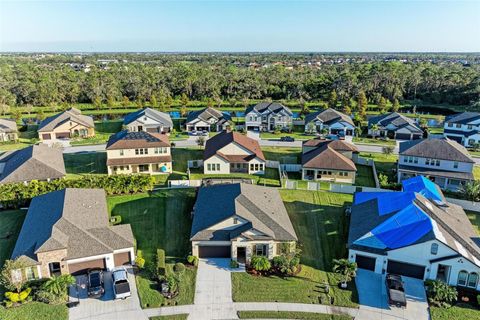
[107,147,171,159]
[107,147,172,175]
[107,162,172,175]
[39,120,95,142]
[203,154,232,174]
[302,168,356,184]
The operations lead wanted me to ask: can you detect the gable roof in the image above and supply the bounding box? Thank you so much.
[304,108,354,126]
[106,130,170,150]
[0,119,17,133]
[302,139,359,153]
[204,131,265,161]
[368,112,423,133]
[399,137,474,163]
[38,108,94,132]
[302,144,357,171]
[186,107,231,124]
[445,112,480,124]
[123,108,173,127]
[11,189,134,263]
[0,144,66,184]
[191,183,297,242]
[246,102,293,116]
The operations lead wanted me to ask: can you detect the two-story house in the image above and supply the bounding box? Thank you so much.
[349,176,480,290]
[203,131,266,175]
[368,112,424,140]
[443,112,480,147]
[0,119,18,142]
[304,108,355,136]
[185,107,232,132]
[106,130,172,175]
[190,183,298,262]
[245,102,293,132]
[123,107,173,133]
[38,108,95,142]
[398,137,474,191]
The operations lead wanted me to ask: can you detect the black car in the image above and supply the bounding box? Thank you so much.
[280,136,295,142]
[87,269,105,298]
[386,274,406,308]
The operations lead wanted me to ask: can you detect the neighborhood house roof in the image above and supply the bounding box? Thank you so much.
[302,140,357,171]
[0,119,17,133]
[186,107,231,124]
[106,130,170,150]
[304,108,354,126]
[204,131,265,161]
[191,183,297,242]
[38,108,94,132]
[348,176,480,266]
[445,112,480,124]
[246,102,293,116]
[123,107,173,127]
[303,139,359,153]
[368,112,423,133]
[0,144,66,184]
[11,189,134,264]
[399,137,474,163]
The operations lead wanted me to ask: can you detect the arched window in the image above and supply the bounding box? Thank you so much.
[468,272,479,288]
[431,243,439,255]
[458,270,468,286]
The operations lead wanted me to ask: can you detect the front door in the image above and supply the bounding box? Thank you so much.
[237,247,246,264]
[49,262,61,277]
[436,264,451,283]
[138,125,143,132]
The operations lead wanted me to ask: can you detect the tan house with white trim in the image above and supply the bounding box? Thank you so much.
[0,119,18,142]
[106,130,172,175]
[38,108,95,142]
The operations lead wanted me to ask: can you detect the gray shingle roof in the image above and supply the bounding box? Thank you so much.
[399,137,474,163]
[0,144,66,184]
[186,107,231,124]
[246,102,293,116]
[304,108,354,126]
[368,112,423,133]
[204,131,265,161]
[123,108,173,127]
[302,144,357,171]
[38,108,94,132]
[11,188,134,262]
[191,183,297,242]
[445,112,480,124]
[0,119,17,133]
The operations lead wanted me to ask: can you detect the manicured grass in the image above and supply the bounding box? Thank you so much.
[232,190,358,308]
[430,305,480,320]
[171,148,203,173]
[262,146,302,163]
[0,139,34,152]
[63,152,107,174]
[0,210,27,268]
[190,167,281,187]
[353,137,396,146]
[94,120,123,133]
[0,302,68,320]
[474,166,480,180]
[70,132,111,146]
[359,152,398,182]
[466,210,480,235]
[150,315,189,320]
[355,165,376,187]
[429,127,445,135]
[237,311,351,320]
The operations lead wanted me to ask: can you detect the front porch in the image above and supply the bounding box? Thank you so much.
[109,162,172,175]
[302,168,355,184]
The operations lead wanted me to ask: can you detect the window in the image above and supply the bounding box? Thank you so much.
[135,148,148,155]
[454,162,459,169]
[468,139,475,146]
[216,163,220,171]
[458,270,468,286]
[207,164,212,171]
[468,272,478,288]
[448,123,453,127]
[468,125,473,130]
[404,157,408,163]
[119,150,124,156]
[456,124,461,128]
[414,157,418,164]
[25,267,35,281]
[138,164,149,172]
[426,158,430,165]
[259,164,264,171]
[233,218,239,225]
[430,243,439,255]
[436,159,440,166]
[255,244,268,256]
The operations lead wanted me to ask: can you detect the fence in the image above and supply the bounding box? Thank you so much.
[445,197,480,212]
[355,157,380,188]
[280,164,302,172]
[329,183,394,194]
[168,180,202,188]
[187,159,204,169]
[266,160,280,168]
[292,120,305,126]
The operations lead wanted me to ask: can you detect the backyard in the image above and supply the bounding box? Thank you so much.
[0,210,26,268]
[232,190,358,308]
[63,152,108,175]
[359,152,398,182]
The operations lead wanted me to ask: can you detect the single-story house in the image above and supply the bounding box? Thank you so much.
[190,183,298,263]
[368,112,424,140]
[0,119,18,142]
[11,188,135,280]
[304,108,355,136]
[123,107,173,133]
[185,107,232,132]
[38,108,95,142]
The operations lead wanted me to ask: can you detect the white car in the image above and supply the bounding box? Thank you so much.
[112,268,131,300]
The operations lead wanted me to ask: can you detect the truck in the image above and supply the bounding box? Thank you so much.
[386,274,407,308]
[112,267,131,300]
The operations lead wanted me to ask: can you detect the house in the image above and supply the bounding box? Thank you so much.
[38,108,95,142]
[123,107,173,133]
[245,102,293,132]
[304,108,355,136]
[301,139,358,183]
[203,131,266,175]
[0,119,18,142]
[348,176,480,291]
[398,137,474,191]
[185,107,232,132]
[190,183,298,263]
[368,112,423,140]
[11,188,135,280]
[106,130,172,175]
[443,112,480,147]
[0,144,66,184]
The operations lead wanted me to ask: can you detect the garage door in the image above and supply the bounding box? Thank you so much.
[446,135,463,144]
[355,255,376,271]
[198,246,231,258]
[55,132,70,139]
[114,252,131,266]
[396,133,412,140]
[387,260,425,279]
[68,258,106,275]
[42,133,51,140]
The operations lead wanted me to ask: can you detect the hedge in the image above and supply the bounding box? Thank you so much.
[157,249,166,277]
[0,174,155,208]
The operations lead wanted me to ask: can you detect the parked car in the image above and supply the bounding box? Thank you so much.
[201,130,209,136]
[112,268,131,300]
[280,136,295,142]
[87,269,105,298]
[325,134,339,141]
[386,274,407,308]
[189,130,198,136]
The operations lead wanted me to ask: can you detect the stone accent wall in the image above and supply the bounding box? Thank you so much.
[36,249,68,278]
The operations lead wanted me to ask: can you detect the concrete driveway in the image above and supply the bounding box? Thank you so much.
[69,267,146,320]
[355,269,430,320]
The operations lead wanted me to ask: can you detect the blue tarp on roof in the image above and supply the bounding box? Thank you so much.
[354,191,417,216]
[402,176,444,202]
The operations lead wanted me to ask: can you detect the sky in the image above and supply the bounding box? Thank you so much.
[0,0,479,52]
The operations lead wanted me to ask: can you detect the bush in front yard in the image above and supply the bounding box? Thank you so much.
[187,255,198,267]
[157,249,166,277]
[250,256,271,273]
[426,280,458,308]
[135,250,145,269]
[173,262,186,275]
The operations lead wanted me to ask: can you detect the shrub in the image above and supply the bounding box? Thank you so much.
[110,215,122,225]
[272,255,289,273]
[5,288,31,303]
[250,256,271,272]
[332,259,357,286]
[229,260,239,268]
[157,249,166,276]
[187,255,198,266]
[426,280,458,307]
[173,262,185,275]
[135,250,145,269]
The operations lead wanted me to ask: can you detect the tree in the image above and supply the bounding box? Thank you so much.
[11,108,22,123]
[382,145,395,155]
[378,173,389,187]
[378,97,387,113]
[305,122,317,135]
[36,110,46,122]
[42,274,75,296]
[180,105,188,117]
[392,98,400,112]
[357,91,368,120]
[93,96,102,110]
[462,180,480,202]
[107,95,115,110]
[328,90,337,109]
[122,96,130,107]
[150,95,158,109]
[332,258,357,288]
[370,124,379,138]
[181,93,189,107]
[250,256,271,272]
[0,259,28,293]
[196,136,205,148]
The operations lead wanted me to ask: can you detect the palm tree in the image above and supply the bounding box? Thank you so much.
[371,124,379,138]
[462,180,480,202]
[42,274,75,296]
[332,259,357,289]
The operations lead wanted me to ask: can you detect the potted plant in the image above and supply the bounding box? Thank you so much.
[332,258,357,289]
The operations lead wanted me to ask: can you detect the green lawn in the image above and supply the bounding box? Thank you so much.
[150,315,189,320]
[0,140,34,152]
[474,166,480,180]
[0,210,27,268]
[353,137,396,146]
[108,189,197,308]
[171,148,203,174]
[232,190,358,308]
[262,146,302,163]
[190,167,281,187]
[0,302,68,320]
[355,165,376,187]
[467,210,480,235]
[429,127,444,135]
[63,152,107,174]
[237,311,351,320]
[70,132,112,146]
[359,152,398,182]
[430,305,480,320]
